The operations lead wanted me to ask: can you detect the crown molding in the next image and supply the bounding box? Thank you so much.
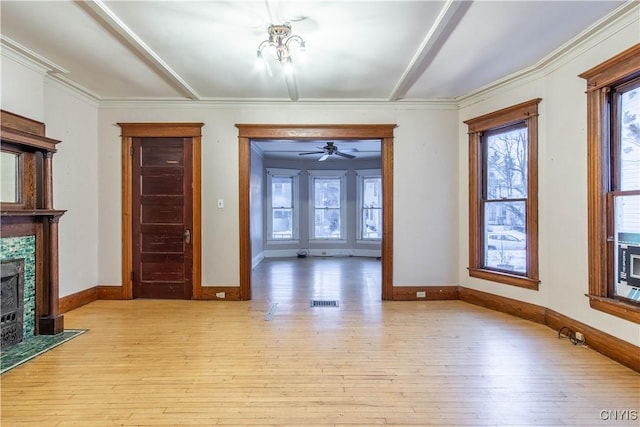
[97,98,460,110]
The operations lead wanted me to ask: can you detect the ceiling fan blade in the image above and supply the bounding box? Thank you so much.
[318,154,330,161]
[299,151,324,156]
[335,151,356,159]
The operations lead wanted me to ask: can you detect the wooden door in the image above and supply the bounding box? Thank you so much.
[131,137,193,299]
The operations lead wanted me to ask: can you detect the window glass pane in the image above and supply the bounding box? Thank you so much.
[315,208,341,239]
[361,176,382,240]
[614,195,640,302]
[484,201,526,274]
[314,178,341,208]
[272,208,292,239]
[271,176,292,208]
[619,85,640,191]
[363,177,381,207]
[486,126,527,200]
[362,208,382,239]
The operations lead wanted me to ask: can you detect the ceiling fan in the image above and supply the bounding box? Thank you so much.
[298,142,356,161]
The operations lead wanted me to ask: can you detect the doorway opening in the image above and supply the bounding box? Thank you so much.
[237,124,396,301]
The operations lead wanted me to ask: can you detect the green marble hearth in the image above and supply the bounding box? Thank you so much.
[1,329,87,374]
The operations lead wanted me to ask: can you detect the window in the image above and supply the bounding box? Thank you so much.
[580,44,640,323]
[267,168,299,241]
[465,99,541,289]
[309,170,347,240]
[357,169,382,241]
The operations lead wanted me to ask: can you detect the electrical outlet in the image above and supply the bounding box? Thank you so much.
[416,291,426,298]
[575,331,584,341]
[215,292,225,299]
[217,199,224,209]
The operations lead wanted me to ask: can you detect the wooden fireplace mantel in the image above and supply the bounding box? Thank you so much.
[1,110,65,335]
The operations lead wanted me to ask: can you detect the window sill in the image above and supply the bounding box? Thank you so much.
[266,239,300,245]
[588,295,640,324]
[468,268,539,290]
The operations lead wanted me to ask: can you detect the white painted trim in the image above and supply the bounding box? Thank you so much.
[252,252,265,270]
[264,248,381,258]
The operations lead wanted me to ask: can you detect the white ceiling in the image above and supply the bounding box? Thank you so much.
[0,0,630,159]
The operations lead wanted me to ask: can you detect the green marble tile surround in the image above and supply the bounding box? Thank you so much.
[1,329,86,374]
[1,235,36,339]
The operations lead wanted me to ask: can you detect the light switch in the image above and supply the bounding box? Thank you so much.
[217,199,224,209]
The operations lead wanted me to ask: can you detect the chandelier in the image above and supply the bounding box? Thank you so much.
[256,23,306,74]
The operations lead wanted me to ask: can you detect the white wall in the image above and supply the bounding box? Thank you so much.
[1,51,46,121]
[96,104,460,288]
[458,12,640,345]
[1,50,100,299]
[44,82,99,298]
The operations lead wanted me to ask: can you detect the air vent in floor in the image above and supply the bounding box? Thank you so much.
[310,300,339,307]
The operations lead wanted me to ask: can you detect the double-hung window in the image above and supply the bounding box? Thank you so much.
[309,170,347,240]
[465,99,541,289]
[356,169,382,241]
[267,168,299,241]
[580,44,640,323]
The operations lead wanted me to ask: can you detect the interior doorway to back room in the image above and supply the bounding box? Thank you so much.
[236,124,396,301]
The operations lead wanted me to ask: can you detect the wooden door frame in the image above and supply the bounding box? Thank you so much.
[236,124,396,301]
[119,123,203,299]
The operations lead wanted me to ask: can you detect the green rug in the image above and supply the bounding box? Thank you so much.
[1,329,87,374]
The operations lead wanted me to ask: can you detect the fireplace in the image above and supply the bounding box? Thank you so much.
[1,111,65,336]
[1,259,25,347]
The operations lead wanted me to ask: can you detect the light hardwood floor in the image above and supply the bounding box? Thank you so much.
[2,257,639,426]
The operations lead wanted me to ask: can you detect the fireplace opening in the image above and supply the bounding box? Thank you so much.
[1,259,25,348]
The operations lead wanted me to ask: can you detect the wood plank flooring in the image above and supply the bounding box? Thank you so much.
[2,257,639,426]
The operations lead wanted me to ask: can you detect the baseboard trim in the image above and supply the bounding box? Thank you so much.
[59,287,97,314]
[393,286,459,301]
[459,286,639,373]
[459,287,547,324]
[98,285,125,300]
[545,309,640,372]
[201,286,241,301]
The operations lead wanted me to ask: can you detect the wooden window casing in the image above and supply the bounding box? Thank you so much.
[465,99,542,290]
[579,43,640,323]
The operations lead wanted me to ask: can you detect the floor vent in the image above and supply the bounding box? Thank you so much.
[310,300,339,307]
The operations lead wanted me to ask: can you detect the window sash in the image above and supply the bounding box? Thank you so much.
[309,170,347,241]
[357,171,382,241]
[266,168,299,241]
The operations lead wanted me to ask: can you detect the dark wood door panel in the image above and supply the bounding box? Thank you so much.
[141,173,184,195]
[141,204,184,224]
[132,137,193,300]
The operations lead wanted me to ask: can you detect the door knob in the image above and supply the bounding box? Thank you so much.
[183,229,191,244]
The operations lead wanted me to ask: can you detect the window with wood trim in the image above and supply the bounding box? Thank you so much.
[465,99,541,290]
[580,44,640,323]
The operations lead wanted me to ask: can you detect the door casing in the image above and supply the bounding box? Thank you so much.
[237,124,396,301]
[120,123,203,300]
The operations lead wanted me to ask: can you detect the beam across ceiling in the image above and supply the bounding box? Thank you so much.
[388,0,470,101]
[83,0,201,100]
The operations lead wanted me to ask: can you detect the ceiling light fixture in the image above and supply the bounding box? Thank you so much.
[256,23,306,74]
